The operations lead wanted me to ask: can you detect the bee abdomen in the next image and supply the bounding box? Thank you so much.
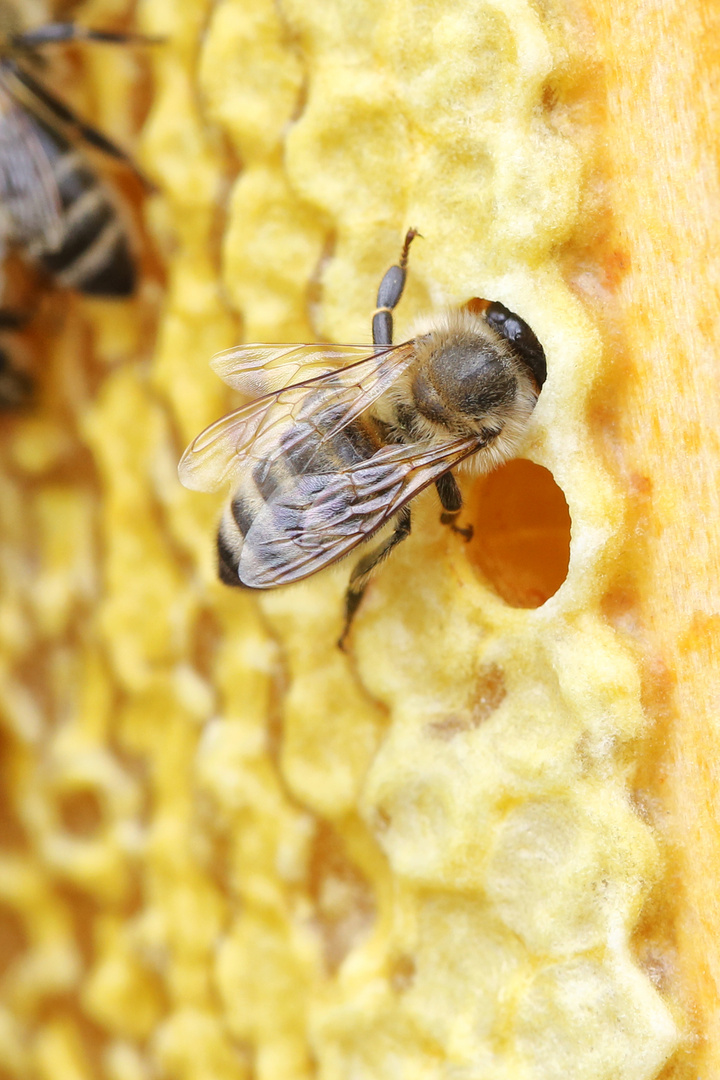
[253,416,382,501]
[230,491,256,537]
[217,525,243,586]
[217,495,258,587]
[217,415,385,588]
[26,132,135,297]
[287,413,382,472]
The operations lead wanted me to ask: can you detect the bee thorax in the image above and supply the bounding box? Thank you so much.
[405,352,514,442]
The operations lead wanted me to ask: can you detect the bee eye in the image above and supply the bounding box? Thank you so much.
[483,302,547,388]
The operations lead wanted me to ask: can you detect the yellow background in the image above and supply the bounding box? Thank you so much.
[0,0,684,1077]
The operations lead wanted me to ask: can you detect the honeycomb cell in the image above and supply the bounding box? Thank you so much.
[0,903,27,980]
[57,789,104,839]
[484,793,658,956]
[514,958,677,1080]
[465,459,571,608]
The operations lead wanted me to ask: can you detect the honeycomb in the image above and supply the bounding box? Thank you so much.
[0,0,688,1077]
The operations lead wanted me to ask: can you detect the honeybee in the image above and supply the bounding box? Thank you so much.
[0,3,157,406]
[179,232,547,646]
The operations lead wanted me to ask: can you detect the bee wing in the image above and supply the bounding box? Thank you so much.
[0,64,63,248]
[179,341,416,493]
[211,342,391,396]
[239,435,481,587]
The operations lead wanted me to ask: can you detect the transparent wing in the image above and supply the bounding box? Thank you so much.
[239,435,481,587]
[0,64,63,248]
[210,342,392,396]
[179,341,416,493]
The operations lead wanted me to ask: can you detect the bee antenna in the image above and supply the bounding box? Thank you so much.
[400,228,422,268]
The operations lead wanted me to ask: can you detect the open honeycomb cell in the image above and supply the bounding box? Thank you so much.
[3,0,718,1076]
[466,459,572,608]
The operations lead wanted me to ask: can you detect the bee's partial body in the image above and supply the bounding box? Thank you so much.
[0,4,148,405]
[180,233,547,646]
[6,102,135,295]
[218,391,390,586]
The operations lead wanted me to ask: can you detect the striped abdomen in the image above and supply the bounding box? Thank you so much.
[22,118,135,296]
[218,403,388,587]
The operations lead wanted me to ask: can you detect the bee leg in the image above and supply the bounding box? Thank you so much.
[11,65,157,193]
[0,312,33,408]
[0,309,30,330]
[338,506,412,650]
[0,349,33,410]
[14,25,164,48]
[436,472,473,542]
[372,228,420,346]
